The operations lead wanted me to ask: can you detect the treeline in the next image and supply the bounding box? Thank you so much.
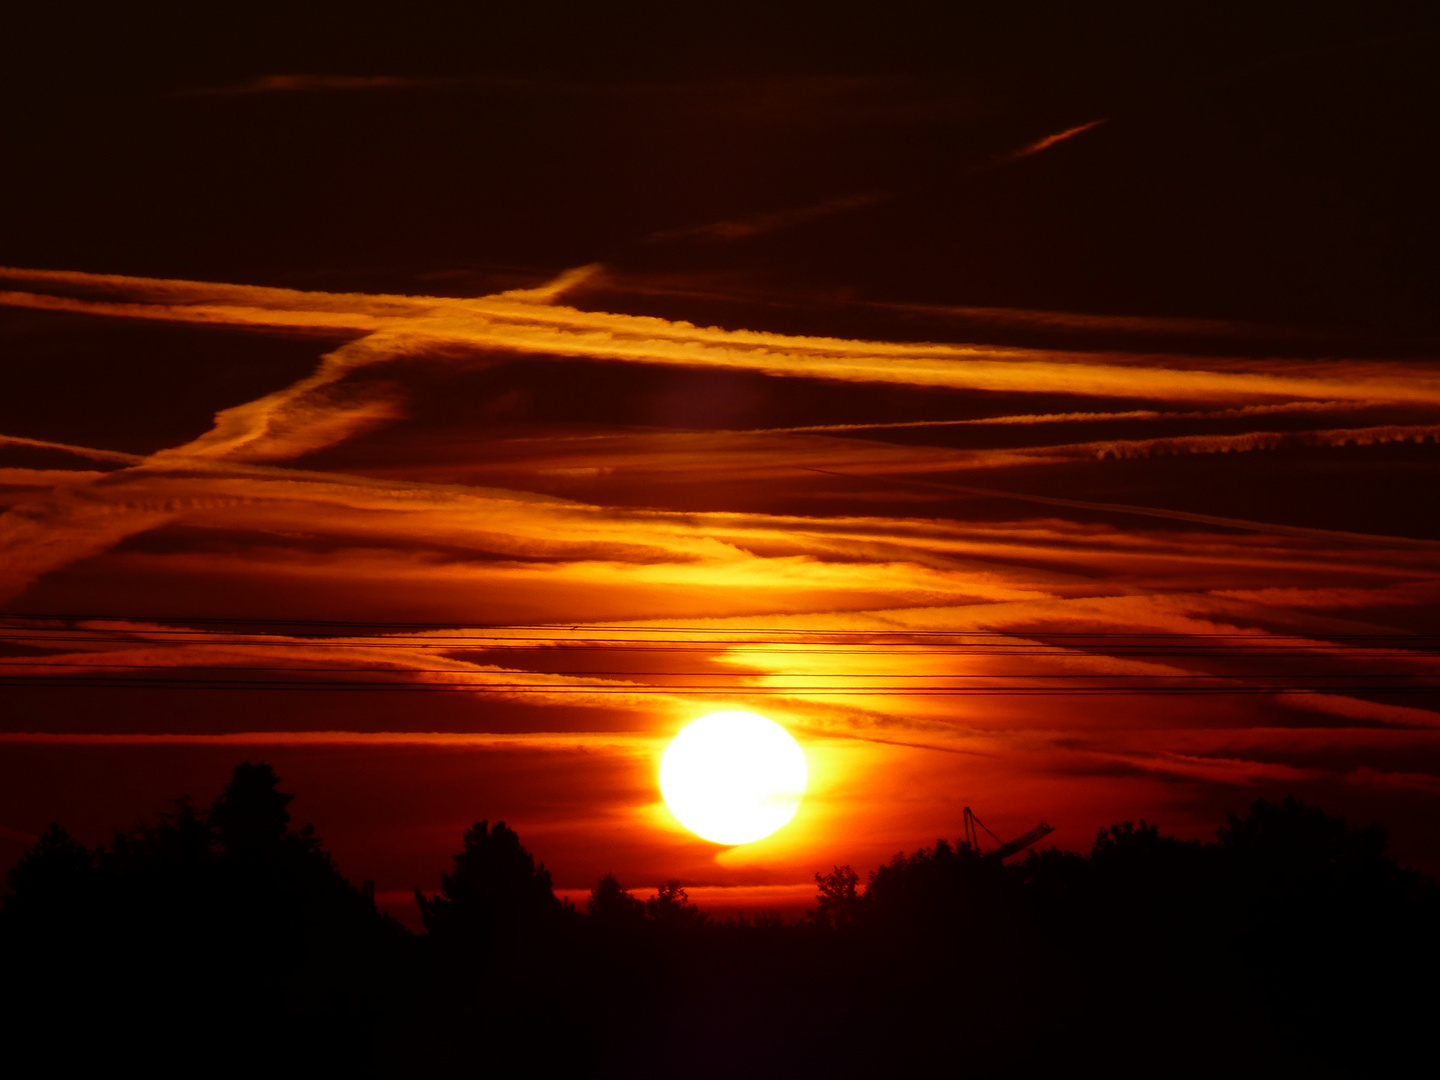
[3,763,1437,1077]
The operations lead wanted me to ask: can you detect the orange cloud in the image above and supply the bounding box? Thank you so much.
[3,263,1438,899]
[6,268,1440,417]
[0,435,143,465]
[0,730,658,750]
[645,192,890,242]
[1006,119,1106,160]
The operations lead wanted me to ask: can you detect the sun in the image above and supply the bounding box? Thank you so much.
[660,711,808,845]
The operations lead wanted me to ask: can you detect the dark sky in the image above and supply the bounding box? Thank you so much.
[2,1,1439,924]
[5,1,1438,326]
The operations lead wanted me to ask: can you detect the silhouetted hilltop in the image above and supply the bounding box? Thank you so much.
[4,765,1436,1077]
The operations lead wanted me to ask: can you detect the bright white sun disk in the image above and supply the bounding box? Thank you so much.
[660,711,807,845]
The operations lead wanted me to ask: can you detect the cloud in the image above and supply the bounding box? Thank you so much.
[576,272,1376,349]
[635,117,1103,249]
[0,469,107,494]
[6,268,1440,411]
[1079,423,1440,462]
[153,331,417,463]
[0,481,186,604]
[1344,766,1440,794]
[1211,581,1440,611]
[741,400,1360,435]
[1279,694,1440,729]
[189,74,433,95]
[802,467,1440,550]
[1005,120,1106,161]
[645,193,890,243]
[5,433,1431,622]
[3,262,1438,888]
[1,264,1427,617]
[0,435,143,465]
[1074,748,1327,786]
[0,730,658,750]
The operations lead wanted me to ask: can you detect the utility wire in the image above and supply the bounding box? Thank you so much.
[0,661,1435,679]
[3,613,1437,641]
[2,634,1435,656]
[4,615,1436,695]
[1,676,1436,696]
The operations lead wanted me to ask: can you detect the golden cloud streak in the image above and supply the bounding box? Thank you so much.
[4,259,1439,884]
[0,730,660,750]
[5,268,1440,423]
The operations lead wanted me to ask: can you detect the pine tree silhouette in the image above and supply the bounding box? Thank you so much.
[416,820,562,950]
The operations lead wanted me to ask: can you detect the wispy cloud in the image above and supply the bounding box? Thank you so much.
[0,730,659,750]
[5,268,1440,416]
[188,74,429,95]
[645,193,890,243]
[743,400,1358,435]
[0,435,143,465]
[2,263,1437,888]
[1004,120,1106,161]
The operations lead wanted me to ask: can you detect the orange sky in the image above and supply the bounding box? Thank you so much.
[2,264,1437,924]
[5,5,1440,925]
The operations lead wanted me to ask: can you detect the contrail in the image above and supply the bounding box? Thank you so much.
[801,467,1440,550]
[6,269,1440,407]
[644,192,889,243]
[740,401,1352,435]
[1007,120,1105,161]
[0,434,144,465]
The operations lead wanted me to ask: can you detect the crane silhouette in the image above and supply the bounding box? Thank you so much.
[964,807,1054,861]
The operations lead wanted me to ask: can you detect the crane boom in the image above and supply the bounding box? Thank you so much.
[989,822,1054,861]
[964,807,1054,860]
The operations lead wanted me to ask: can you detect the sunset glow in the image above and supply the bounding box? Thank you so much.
[2,2,1438,952]
[1,259,1438,903]
[4,6,1439,1072]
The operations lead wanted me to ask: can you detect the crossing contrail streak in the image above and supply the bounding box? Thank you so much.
[801,468,1440,550]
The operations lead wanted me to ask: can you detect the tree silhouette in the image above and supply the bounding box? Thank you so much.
[1,822,93,925]
[645,879,707,929]
[416,820,562,951]
[411,822,581,1076]
[0,762,403,1074]
[4,774,1437,1077]
[810,864,860,930]
[863,837,1013,944]
[585,872,647,926]
[209,761,297,858]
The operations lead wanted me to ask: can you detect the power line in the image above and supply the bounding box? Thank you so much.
[1,676,1436,696]
[3,613,1437,642]
[2,633,1436,655]
[0,661,1435,679]
[4,614,1436,695]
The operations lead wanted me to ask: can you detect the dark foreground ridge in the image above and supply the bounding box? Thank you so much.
[3,764,1436,1078]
